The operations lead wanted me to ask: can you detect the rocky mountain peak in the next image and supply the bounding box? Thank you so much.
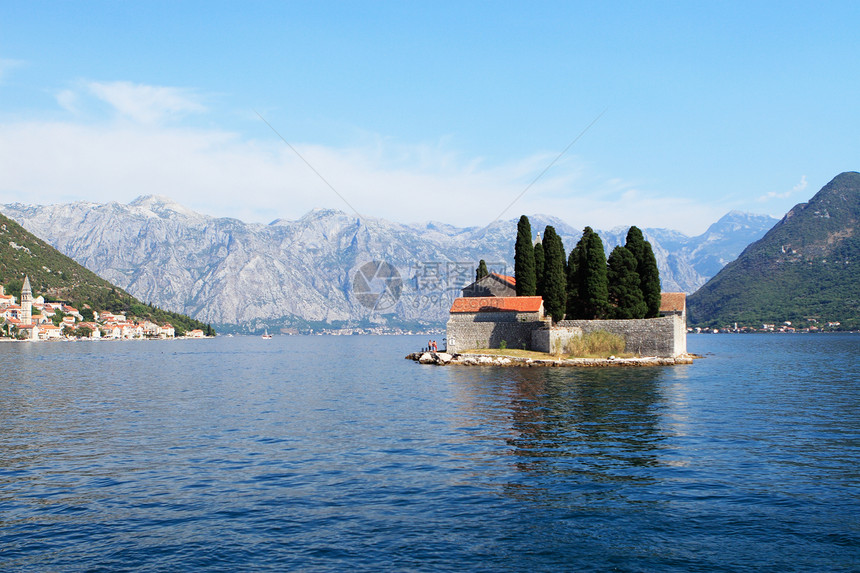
[1,197,779,328]
[129,194,207,220]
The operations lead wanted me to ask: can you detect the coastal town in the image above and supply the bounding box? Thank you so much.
[691,320,844,334]
[0,276,206,341]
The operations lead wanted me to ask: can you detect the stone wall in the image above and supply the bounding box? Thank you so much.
[446,312,549,352]
[556,316,686,357]
[531,326,582,355]
[447,313,686,357]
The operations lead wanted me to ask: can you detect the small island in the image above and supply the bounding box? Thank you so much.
[411,216,690,367]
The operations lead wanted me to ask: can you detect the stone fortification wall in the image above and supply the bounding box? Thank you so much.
[446,313,549,352]
[447,313,686,357]
[531,326,583,355]
[556,316,686,357]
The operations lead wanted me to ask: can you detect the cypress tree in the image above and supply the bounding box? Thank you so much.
[533,241,545,297]
[514,215,536,296]
[581,229,610,318]
[625,226,662,318]
[475,259,489,281]
[542,225,567,322]
[566,232,586,319]
[607,246,647,318]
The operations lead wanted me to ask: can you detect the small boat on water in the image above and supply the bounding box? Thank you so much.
[262,329,272,339]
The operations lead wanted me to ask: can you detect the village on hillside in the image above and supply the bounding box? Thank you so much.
[0,276,207,341]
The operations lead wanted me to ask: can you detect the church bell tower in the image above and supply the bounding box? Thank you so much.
[21,275,32,324]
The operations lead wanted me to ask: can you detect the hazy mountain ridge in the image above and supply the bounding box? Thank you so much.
[0,198,777,328]
[688,171,860,328]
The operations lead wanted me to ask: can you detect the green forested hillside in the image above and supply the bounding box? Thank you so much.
[687,172,860,329]
[0,213,213,335]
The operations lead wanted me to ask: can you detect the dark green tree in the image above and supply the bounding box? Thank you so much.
[52,309,66,327]
[566,239,582,318]
[542,226,567,322]
[475,259,489,282]
[625,226,661,317]
[607,246,647,318]
[514,216,536,296]
[533,241,545,297]
[581,229,610,318]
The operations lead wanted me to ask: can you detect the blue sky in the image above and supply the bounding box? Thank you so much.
[1,1,857,234]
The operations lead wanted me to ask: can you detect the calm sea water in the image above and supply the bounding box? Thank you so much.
[1,334,858,572]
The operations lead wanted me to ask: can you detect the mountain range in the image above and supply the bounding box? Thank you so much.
[688,171,860,329]
[0,197,777,330]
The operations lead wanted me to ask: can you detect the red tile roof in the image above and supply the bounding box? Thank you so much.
[491,273,516,287]
[660,292,686,313]
[450,296,543,314]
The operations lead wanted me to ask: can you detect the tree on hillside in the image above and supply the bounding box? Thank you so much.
[52,310,66,327]
[607,246,647,318]
[475,259,489,282]
[542,226,567,322]
[514,216,536,296]
[625,226,661,317]
[534,241,545,297]
[5,279,22,302]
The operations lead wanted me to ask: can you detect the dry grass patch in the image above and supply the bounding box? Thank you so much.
[564,330,632,358]
[459,348,550,359]
[461,331,634,360]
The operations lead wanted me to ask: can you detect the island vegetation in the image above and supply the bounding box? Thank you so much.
[511,215,661,323]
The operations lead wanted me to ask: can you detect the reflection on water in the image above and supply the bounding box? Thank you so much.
[1,335,858,571]
[447,367,677,508]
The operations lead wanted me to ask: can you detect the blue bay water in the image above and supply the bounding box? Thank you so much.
[0,334,858,571]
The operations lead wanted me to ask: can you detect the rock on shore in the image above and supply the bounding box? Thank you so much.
[406,351,694,367]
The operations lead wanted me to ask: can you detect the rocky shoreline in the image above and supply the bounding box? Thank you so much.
[406,351,695,367]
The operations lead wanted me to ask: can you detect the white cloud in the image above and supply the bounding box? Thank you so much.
[55,89,79,114]
[793,175,808,193]
[85,81,207,123]
[0,117,724,234]
[757,175,807,202]
[0,81,727,235]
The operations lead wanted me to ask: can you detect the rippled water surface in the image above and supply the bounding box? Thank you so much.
[1,334,858,571]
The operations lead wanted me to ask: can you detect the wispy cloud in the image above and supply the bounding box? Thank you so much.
[793,175,808,193]
[85,81,207,123]
[757,175,807,202]
[0,81,726,234]
[55,89,80,114]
